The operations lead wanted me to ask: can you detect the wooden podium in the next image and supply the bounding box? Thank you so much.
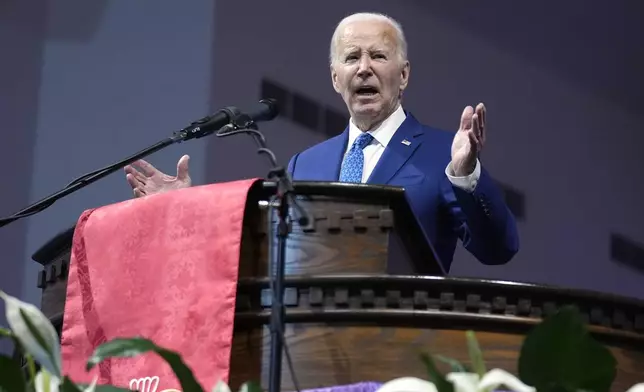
[32,181,644,391]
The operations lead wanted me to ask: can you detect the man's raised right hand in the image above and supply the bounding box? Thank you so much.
[124,155,191,198]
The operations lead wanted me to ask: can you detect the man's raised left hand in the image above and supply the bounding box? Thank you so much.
[451,102,486,177]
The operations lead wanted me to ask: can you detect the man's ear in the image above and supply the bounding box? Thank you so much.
[330,64,341,93]
[399,60,410,92]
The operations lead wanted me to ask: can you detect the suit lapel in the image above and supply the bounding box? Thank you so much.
[317,126,349,181]
[367,114,425,185]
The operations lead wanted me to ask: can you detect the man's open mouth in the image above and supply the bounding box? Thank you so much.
[355,86,379,96]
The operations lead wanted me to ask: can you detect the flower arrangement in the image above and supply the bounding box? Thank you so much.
[0,290,642,392]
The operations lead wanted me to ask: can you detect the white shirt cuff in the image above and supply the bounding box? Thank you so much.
[445,159,481,193]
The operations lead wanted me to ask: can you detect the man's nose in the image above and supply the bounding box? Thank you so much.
[357,55,373,78]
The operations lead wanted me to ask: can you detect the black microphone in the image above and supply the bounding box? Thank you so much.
[177,98,279,141]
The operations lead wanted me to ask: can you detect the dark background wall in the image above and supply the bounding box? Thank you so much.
[0,0,215,353]
[1,0,642,354]
[0,0,46,354]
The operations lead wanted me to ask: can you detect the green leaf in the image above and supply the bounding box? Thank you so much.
[19,308,61,376]
[0,327,12,338]
[0,327,20,351]
[420,353,454,392]
[518,305,617,392]
[0,354,27,392]
[0,327,22,359]
[0,327,36,386]
[466,330,486,377]
[1,291,62,377]
[25,355,38,386]
[86,337,204,392]
[434,355,470,373]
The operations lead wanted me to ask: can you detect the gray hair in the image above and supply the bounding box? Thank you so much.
[329,12,408,65]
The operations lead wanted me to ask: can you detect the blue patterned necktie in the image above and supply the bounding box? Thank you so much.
[339,132,374,183]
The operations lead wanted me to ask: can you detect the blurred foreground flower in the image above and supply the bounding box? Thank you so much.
[34,369,61,392]
[212,380,233,392]
[33,369,97,392]
[627,384,644,392]
[376,369,535,392]
[447,369,535,392]
[377,377,438,392]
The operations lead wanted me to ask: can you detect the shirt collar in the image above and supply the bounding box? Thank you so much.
[347,104,406,150]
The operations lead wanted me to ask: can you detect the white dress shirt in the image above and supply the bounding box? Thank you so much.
[342,104,481,192]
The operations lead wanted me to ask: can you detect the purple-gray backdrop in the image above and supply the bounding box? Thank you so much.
[1,0,643,354]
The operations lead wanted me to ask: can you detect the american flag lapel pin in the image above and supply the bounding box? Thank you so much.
[401,139,411,146]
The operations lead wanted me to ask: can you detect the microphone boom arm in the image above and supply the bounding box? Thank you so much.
[0,100,279,228]
[0,135,180,228]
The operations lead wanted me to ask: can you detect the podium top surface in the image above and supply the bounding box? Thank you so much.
[257,180,407,201]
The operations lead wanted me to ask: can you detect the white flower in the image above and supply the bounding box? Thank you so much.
[446,372,480,392]
[376,370,535,392]
[376,377,439,392]
[212,380,232,392]
[34,370,61,392]
[626,384,644,392]
[0,290,62,377]
[447,369,535,392]
[34,370,97,392]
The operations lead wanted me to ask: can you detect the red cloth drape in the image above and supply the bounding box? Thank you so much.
[60,178,261,391]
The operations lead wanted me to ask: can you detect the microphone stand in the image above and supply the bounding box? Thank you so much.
[0,103,304,392]
[0,108,238,228]
[216,114,307,392]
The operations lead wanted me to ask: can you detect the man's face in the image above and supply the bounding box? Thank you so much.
[331,20,410,129]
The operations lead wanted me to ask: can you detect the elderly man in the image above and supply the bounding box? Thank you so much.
[124,12,519,272]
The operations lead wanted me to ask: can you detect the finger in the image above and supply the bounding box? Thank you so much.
[126,173,145,189]
[176,155,190,181]
[123,164,137,175]
[133,188,145,198]
[476,103,486,145]
[476,103,486,127]
[131,159,158,177]
[472,113,481,140]
[125,167,147,184]
[468,130,481,152]
[459,106,474,131]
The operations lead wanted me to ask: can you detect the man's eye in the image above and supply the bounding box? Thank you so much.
[345,55,358,61]
[373,53,386,59]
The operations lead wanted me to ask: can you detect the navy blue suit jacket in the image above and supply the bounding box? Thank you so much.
[287,112,519,273]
